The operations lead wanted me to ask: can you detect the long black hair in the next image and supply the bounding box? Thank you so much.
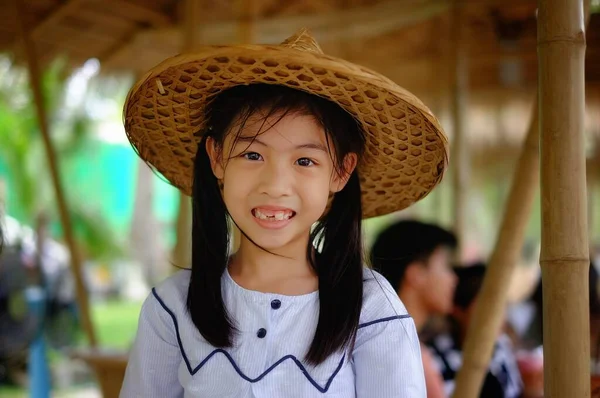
[187,84,366,365]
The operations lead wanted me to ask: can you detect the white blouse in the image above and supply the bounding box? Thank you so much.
[120,267,426,397]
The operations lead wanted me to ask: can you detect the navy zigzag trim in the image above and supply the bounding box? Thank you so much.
[151,288,410,393]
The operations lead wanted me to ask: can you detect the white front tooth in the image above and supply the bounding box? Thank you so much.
[275,212,284,220]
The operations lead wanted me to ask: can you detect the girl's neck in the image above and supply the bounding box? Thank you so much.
[228,235,318,295]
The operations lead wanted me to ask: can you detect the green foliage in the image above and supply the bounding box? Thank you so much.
[0,55,123,261]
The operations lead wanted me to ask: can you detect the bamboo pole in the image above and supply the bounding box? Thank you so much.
[539,0,589,396]
[238,0,256,45]
[589,157,596,242]
[589,136,600,242]
[172,196,192,267]
[14,0,97,347]
[228,0,256,253]
[450,0,469,260]
[452,3,592,396]
[452,100,539,398]
[172,0,201,268]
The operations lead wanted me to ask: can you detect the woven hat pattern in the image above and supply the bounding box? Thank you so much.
[124,29,449,218]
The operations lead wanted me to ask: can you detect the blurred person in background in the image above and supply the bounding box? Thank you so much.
[426,263,523,398]
[371,220,458,398]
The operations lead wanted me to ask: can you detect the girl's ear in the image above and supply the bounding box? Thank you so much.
[206,137,224,179]
[330,153,358,193]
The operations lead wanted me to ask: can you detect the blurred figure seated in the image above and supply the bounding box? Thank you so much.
[426,263,524,398]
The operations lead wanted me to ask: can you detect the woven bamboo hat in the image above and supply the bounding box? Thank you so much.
[123,29,449,218]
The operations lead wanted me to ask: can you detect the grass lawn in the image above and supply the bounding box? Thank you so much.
[0,386,26,398]
[0,299,142,396]
[91,299,143,349]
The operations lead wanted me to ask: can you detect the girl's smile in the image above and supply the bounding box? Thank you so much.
[251,206,296,229]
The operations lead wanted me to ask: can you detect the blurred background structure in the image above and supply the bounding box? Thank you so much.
[0,0,599,397]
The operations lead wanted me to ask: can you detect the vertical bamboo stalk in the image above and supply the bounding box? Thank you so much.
[539,0,589,397]
[452,101,539,398]
[229,0,256,253]
[14,0,97,346]
[183,0,201,51]
[238,0,256,44]
[172,195,192,267]
[588,136,599,242]
[588,159,596,242]
[172,0,201,268]
[453,3,592,396]
[450,0,469,260]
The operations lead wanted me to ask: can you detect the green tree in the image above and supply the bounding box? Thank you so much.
[0,55,123,260]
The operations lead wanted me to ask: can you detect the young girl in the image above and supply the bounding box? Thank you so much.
[120,29,448,397]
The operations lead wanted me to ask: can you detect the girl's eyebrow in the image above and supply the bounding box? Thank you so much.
[237,136,328,153]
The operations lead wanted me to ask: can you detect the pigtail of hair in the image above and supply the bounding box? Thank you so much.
[305,170,364,365]
[186,134,236,347]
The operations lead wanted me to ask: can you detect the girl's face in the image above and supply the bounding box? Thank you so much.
[207,111,356,253]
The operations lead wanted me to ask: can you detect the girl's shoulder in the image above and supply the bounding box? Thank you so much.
[360,267,410,325]
[151,269,192,308]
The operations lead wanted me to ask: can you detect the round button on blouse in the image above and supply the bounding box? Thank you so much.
[271,299,281,310]
[257,328,267,338]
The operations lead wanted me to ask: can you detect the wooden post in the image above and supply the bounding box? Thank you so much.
[450,0,469,260]
[14,0,97,347]
[238,0,256,44]
[588,157,596,242]
[539,0,589,397]
[452,101,539,398]
[229,0,256,253]
[172,0,201,268]
[588,136,599,242]
[130,158,163,283]
[172,196,192,267]
[452,3,592,396]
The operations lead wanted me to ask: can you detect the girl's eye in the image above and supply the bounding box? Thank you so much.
[296,158,314,167]
[243,152,262,161]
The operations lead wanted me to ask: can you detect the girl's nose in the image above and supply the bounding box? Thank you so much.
[258,162,293,198]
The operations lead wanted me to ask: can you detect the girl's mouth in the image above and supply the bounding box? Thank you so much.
[252,208,296,221]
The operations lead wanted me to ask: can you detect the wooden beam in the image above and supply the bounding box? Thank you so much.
[12,0,172,61]
[102,0,449,66]
[95,0,173,28]
[98,26,143,65]
[272,0,336,15]
[14,0,98,348]
[237,0,258,44]
[31,0,85,40]
[97,0,176,67]
[41,24,116,47]
[10,0,84,57]
[229,0,258,252]
[75,7,133,31]
[171,0,200,270]
[450,0,469,260]
[463,0,537,8]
